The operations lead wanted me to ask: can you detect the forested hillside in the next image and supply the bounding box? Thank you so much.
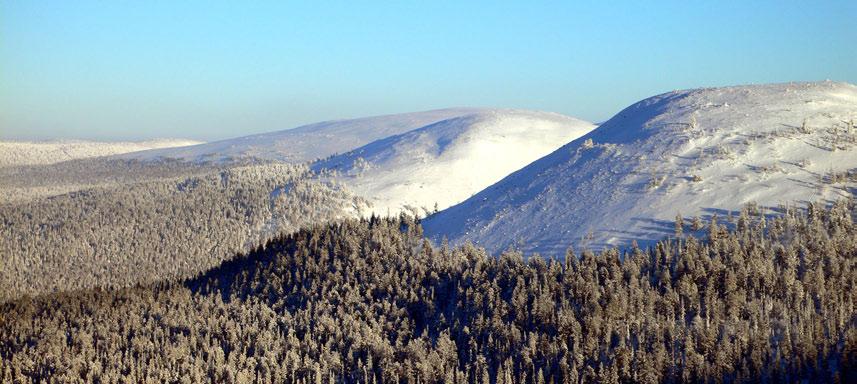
[0,163,364,301]
[0,158,216,204]
[2,201,854,383]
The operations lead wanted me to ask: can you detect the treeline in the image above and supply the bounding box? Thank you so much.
[0,163,364,301]
[1,202,855,383]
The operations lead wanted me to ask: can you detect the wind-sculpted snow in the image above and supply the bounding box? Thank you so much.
[424,81,857,255]
[124,108,484,164]
[312,109,595,216]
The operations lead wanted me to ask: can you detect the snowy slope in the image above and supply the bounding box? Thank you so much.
[125,109,483,164]
[312,110,594,216]
[423,81,857,256]
[0,139,202,168]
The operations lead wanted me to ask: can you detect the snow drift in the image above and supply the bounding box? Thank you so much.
[313,109,595,216]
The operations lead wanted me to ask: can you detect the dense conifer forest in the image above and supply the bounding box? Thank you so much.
[0,162,364,301]
[1,201,855,383]
[0,158,219,204]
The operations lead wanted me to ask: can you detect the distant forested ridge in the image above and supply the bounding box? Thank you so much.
[1,201,855,383]
[0,157,216,204]
[0,162,364,301]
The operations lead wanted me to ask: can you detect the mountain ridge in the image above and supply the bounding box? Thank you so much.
[424,81,857,255]
[123,108,486,163]
[313,109,595,216]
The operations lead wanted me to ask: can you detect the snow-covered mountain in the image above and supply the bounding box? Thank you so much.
[313,109,595,216]
[0,139,202,168]
[125,108,484,163]
[424,81,857,256]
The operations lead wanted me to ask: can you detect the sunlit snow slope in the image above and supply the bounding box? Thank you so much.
[125,109,483,163]
[0,139,202,168]
[424,81,857,255]
[313,110,595,216]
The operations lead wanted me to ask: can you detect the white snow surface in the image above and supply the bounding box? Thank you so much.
[423,81,857,256]
[124,109,485,164]
[312,109,595,216]
[0,139,202,168]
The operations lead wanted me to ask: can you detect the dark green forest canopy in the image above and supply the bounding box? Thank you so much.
[1,202,856,383]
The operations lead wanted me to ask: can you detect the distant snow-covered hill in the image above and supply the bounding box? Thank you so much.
[313,109,595,216]
[424,81,857,255]
[0,139,202,168]
[125,108,484,163]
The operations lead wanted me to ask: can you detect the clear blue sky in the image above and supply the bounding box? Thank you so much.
[2,1,855,141]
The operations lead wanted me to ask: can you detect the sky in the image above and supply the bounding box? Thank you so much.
[2,1,856,141]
